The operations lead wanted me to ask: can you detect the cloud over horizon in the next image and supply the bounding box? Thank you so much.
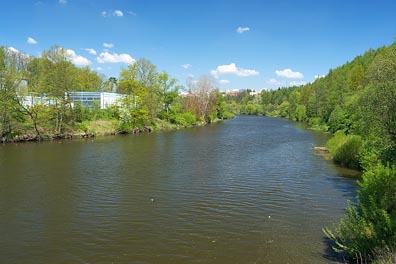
[97,51,135,64]
[66,49,91,66]
[211,63,259,78]
[84,48,97,55]
[275,68,304,79]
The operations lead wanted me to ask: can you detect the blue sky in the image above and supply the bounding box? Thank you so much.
[2,0,396,91]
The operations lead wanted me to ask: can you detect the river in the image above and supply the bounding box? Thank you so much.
[0,116,358,263]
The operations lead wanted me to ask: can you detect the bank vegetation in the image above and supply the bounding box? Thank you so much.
[240,42,396,263]
[0,46,234,143]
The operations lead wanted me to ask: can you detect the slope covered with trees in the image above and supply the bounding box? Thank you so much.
[257,43,396,263]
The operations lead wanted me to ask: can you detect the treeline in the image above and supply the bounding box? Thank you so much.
[251,43,396,263]
[258,44,396,168]
[0,45,233,142]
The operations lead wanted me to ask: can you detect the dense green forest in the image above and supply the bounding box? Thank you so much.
[0,45,233,142]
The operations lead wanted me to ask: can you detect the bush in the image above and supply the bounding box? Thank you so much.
[174,112,196,127]
[324,164,396,262]
[326,131,348,154]
[326,131,362,169]
[223,111,235,119]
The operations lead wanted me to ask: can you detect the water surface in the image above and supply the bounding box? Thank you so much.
[0,116,358,263]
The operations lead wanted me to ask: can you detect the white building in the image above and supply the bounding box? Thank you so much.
[21,92,126,110]
[67,92,125,109]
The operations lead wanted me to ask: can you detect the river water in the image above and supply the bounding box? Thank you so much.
[0,116,358,264]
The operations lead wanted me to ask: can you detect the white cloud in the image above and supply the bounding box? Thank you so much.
[8,47,19,53]
[66,49,91,66]
[181,64,192,69]
[84,48,97,55]
[219,79,230,84]
[101,11,108,17]
[289,81,306,86]
[275,68,304,79]
[315,74,325,79]
[59,0,67,4]
[96,67,103,71]
[188,73,194,78]
[211,63,259,78]
[128,11,137,16]
[236,26,250,33]
[97,51,135,64]
[27,37,37,45]
[267,78,282,86]
[113,10,123,17]
[103,43,114,48]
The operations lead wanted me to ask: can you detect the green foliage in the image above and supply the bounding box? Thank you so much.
[239,103,263,115]
[328,105,351,133]
[326,131,348,154]
[326,131,362,169]
[174,112,196,127]
[117,95,149,132]
[278,100,290,118]
[293,104,307,122]
[223,111,235,119]
[358,82,396,141]
[325,164,396,262]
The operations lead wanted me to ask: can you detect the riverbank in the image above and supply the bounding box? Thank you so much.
[1,118,226,143]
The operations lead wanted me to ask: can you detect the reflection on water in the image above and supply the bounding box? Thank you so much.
[0,116,358,263]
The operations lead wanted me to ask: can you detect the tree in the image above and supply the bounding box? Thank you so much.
[186,75,216,121]
[76,66,102,92]
[157,71,180,120]
[0,47,30,140]
[118,58,160,122]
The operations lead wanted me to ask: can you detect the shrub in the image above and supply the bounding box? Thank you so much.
[324,164,396,262]
[326,131,348,154]
[326,131,362,169]
[223,111,235,119]
[174,112,196,127]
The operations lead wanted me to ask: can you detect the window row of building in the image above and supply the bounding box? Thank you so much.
[22,92,126,109]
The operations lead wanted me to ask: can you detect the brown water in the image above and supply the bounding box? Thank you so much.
[0,116,357,264]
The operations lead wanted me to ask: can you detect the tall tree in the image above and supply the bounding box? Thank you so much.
[185,75,216,120]
[0,47,30,140]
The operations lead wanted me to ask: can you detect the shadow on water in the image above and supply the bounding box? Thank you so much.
[322,237,350,263]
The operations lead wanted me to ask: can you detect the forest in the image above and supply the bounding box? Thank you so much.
[238,43,396,263]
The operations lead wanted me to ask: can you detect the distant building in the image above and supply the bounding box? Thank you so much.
[21,91,126,110]
[179,91,190,98]
[67,92,125,109]
[21,94,57,108]
[221,89,241,96]
[249,90,261,96]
